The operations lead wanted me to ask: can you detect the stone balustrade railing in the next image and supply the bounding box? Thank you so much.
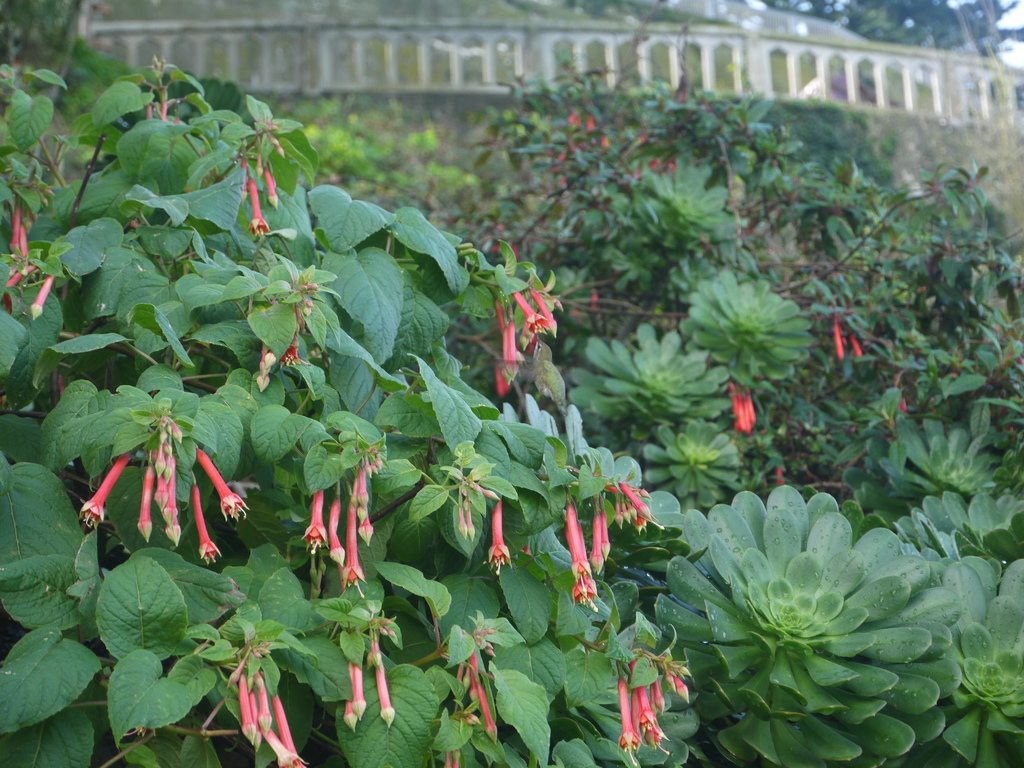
[82,13,1017,123]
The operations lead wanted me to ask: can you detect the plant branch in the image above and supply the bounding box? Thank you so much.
[70,133,107,230]
[96,733,154,768]
[369,480,424,524]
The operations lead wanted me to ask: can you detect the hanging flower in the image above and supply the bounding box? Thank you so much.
[80,453,131,527]
[196,449,247,519]
[138,466,155,541]
[191,485,220,563]
[617,677,641,754]
[303,490,328,552]
[328,496,345,564]
[487,500,511,573]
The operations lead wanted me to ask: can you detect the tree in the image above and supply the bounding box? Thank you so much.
[758,0,1022,51]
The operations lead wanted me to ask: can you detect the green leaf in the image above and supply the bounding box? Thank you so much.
[0,554,80,629]
[247,303,298,359]
[492,666,551,760]
[390,208,465,294]
[439,574,500,637]
[409,484,449,522]
[135,549,244,625]
[0,628,100,733]
[325,248,403,361]
[121,170,245,230]
[375,561,451,618]
[338,665,439,768]
[276,635,354,702]
[499,567,553,645]
[107,650,193,740]
[562,648,613,708]
[49,333,128,355]
[96,554,188,659]
[60,218,123,277]
[250,405,310,463]
[9,90,53,151]
[0,709,93,768]
[492,639,566,697]
[309,186,394,251]
[941,374,987,399]
[127,303,192,366]
[0,312,28,380]
[303,444,350,491]
[0,463,82,566]
[23,69,67,89]
[258,568,319,632]
[93,81,153,127]
[414,357,482,448]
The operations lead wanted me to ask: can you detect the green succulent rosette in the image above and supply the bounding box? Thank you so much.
[571,323,729,438]
[643,421,740,509]
[657,486,962,768]
[895,492,1024,564]
[904,558,1024,767]
[683,271,812,382]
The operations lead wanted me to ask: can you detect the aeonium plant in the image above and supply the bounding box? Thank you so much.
[657,486,963,768]
[0,63,695,768]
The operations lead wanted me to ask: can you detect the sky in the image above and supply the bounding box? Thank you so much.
[1002,4,1024,67]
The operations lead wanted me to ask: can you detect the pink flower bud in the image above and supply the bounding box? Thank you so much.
[29,274,54,320]
[590,509,607,574]
[239,675,261,747]
[343,700,358,731]
[271,695,297,753]
[327,496,345,564]
[264,168,279,208]
[349,663,366,719]
[138,466,155,541]
[255,674,273,734]
[376,664,395,727]
[343,498,364,585]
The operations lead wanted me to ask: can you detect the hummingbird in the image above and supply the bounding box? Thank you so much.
[531,340,567,413]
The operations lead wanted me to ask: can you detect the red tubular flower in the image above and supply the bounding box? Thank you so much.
[833,317,845,361]
[239,675,261,747]
[617,482,650,521]
[634,684,666,748]
[617,677,641,754]
[349,662,367,719]
[343,498,364,586]
[487,500,511,573]
[255,674,273,734]
[264,168,279,208]
[80,453,131,528]
[590,509,607,573]
[29,274,54,320]
[469,654,497,741]
[666,673,689,702]
[247,175,270,237]
[343,700,358,731]
[850,333,863,358]
[5,263,35,288]
[304,490,328,552]
[10,203,22,256]
[774,466,785,485]
[501,316,521,383]
[572,571,598,608]
[564,502,590,578]
[899,396,908,414]
[376,664,395,727]
[590,289,599,310]
[528,287,557,336]
[272,695,297,753]
[328,496,345,564]
[196,448,247,519]
[494,361,510,397]
[262,726,306,768]
[650,678,665,713]
[138,466,155,541]
[191,484,220,563]
[512,290,554,337]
